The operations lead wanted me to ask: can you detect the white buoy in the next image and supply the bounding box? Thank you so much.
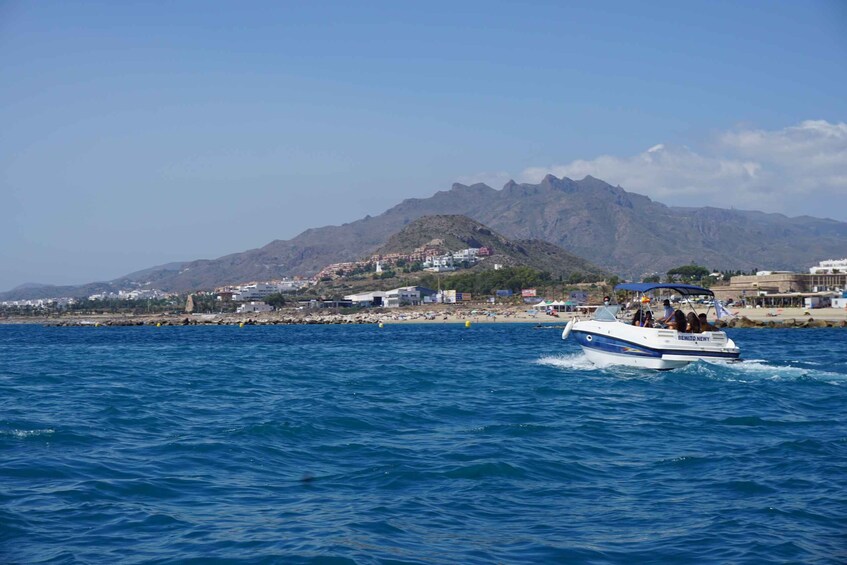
[561,319,574,340]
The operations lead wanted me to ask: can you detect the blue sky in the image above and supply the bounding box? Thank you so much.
[1,1,845,291]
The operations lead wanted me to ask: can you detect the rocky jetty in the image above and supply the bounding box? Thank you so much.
[46,314,385,327]
[720,316,846,329]
[6,305,846,328]
[37,308,504,327]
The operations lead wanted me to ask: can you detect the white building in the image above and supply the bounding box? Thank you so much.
[1,297,77,309]
[119,289,169,300]
[232,279,312,301]
[452,248,479,261]
[810,258,847,275]
[383,287,421,307]
[236,301,273,313]
[344,286,432,307]
[344,291,387,307]
[422,248,482,272]
[89,289,170,301]
[278,278,313,292]
[423,255,456,272]
[232,283,280,301]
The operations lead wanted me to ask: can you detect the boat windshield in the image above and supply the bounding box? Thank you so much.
[593,305,620,322]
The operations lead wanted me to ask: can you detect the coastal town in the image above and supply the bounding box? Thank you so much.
[3,256,846,328]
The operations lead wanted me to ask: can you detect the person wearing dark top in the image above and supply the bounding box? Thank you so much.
[670,309,687,331]
[631,310,654,327]
[686,312,701,333]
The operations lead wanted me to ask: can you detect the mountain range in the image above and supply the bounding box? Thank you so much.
[4,174,847,300]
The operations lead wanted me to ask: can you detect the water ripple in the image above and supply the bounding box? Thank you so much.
[1,324,846,563]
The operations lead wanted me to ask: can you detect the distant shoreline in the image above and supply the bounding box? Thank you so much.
[2,305,846,328]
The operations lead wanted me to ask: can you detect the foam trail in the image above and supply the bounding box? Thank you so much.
[702,358,846,383]
[536,353,596,372]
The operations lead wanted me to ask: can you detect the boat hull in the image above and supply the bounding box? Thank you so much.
[570,322,740,370]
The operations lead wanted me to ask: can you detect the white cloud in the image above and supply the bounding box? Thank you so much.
[518,120,847,219]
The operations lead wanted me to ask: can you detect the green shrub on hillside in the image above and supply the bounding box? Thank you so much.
[419,266,552,295]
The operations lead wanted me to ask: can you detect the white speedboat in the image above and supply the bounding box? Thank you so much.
[561,283,740,370]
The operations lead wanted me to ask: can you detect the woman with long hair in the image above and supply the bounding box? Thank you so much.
[686,311,701,333]
[670,309,687,332]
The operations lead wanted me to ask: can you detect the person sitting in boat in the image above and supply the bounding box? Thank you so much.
[686,312,701,333]
[657,299,674,326]
[669,309,687,331]
[631,309,655,327]
[698,313,717,332]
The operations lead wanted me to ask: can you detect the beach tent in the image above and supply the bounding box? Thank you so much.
[548,300,571,312]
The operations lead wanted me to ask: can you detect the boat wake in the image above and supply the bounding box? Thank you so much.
[697,358,847,383]
[538,353,846,383]
[536,353,665,380]
[536,353,596,372]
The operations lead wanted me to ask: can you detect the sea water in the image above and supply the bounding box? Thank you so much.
[1,324,846,564]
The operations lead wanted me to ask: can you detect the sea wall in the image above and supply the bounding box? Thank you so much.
[722,316,846,329]
[3,305,846,328]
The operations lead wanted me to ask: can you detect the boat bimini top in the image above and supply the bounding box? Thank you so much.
[614,283,714,297]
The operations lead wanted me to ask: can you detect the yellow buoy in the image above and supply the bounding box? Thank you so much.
[465,320,471,328]
[239,322,245,328]
[378,322,384,328]
[156,322,161,327]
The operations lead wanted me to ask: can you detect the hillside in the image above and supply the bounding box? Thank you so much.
[374,215,609,280]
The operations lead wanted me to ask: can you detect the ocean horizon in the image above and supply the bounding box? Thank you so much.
[2,324,846,563]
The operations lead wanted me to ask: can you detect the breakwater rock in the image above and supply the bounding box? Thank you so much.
[722,316,846,329]
[15,307,847,328]
[46,315,385,327]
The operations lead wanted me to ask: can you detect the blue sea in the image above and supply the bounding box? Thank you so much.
[2,323,846,564]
